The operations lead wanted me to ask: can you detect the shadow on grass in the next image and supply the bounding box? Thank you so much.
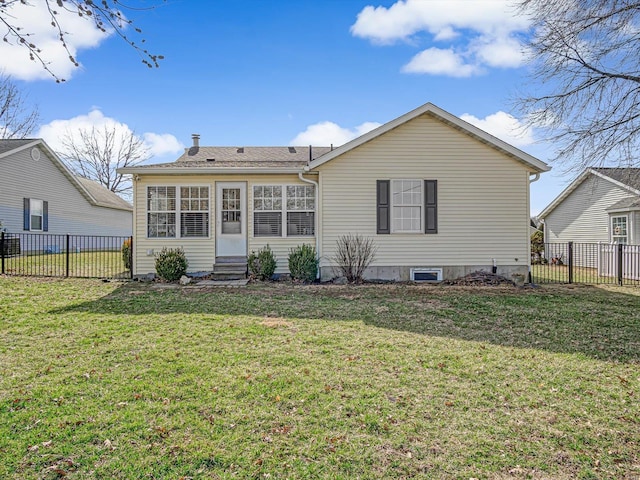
[50,282,640,363]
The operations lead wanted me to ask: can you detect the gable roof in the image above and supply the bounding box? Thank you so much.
[538,168,640,219]
[120,146,333,174]
[307,102,550,174]
[0,138,132,212]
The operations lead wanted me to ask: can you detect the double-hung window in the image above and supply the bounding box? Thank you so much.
[30,199,44,231]
[180,187,209,237]
[391,180,422,233]
[147,186,209,238]
[611,215,628,244]
[377,179,437,234]
[253,184,315,237]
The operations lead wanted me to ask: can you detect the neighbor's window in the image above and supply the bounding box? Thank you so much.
[611,215,628,244]
[147,186,176,238]
[30,199,44,231]
[180,187,209,237]
[391,179,422,233]
[253,184,314,237]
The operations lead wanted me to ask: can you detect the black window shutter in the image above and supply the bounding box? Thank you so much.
[376,180,390,234]
[43,201,49,232]
[424,180,437,234]
[23,198,30,231]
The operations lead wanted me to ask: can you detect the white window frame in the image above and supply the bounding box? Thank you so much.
[146,185,210,239]
[252,184,315,238]
[611,214,629,244]
[30,198,44,232]
[180,186,210,238]
[390,179,423,233]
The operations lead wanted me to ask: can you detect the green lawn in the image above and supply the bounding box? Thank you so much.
[0,278,638,479]
[2,251,129,278]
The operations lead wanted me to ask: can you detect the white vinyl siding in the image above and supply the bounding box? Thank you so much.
[544,174,636,243]
[0,145,131,236]
[315,113,531,269]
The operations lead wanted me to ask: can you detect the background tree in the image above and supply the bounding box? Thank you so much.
[0,74,39,138]
[516,0,640,171]
[58,125,150,197]
[0,0,163,82]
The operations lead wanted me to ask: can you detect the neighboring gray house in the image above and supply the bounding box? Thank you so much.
[539,168,640,245]
[0,139,132,237]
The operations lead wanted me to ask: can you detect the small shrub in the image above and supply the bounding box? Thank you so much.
[248,245,277,280]
[121,238,132,271]
[288,244,318,283]
[331,233,377,283]
[155,247,188,282]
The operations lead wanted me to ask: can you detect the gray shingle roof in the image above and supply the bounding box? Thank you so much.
[592,168,640,191]
[0,138,38,156]
[75,177,132,211]
[176,146,332,165]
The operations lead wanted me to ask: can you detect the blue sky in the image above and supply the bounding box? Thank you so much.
[2,0,572,214]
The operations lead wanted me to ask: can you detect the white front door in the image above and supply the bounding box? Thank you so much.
[216,182,247,257]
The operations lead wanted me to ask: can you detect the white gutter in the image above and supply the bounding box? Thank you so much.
[298,171,321,279]
[117,167,304,175]
[529,172,540,183]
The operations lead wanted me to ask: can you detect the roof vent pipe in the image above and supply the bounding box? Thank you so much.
[192,134,200,148]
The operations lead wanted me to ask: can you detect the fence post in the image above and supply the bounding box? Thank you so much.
[129,236,133,279]
[617,243,624,286]
[1,232,5,275]
[65,234,70,278]
[568,241,574,284]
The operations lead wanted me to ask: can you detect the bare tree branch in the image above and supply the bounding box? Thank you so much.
[515,0,640,171]
[0,73,39,138]
[0,0,165,82]
[57,125,150,197]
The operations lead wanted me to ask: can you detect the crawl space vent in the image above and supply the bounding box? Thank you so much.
[410,268,443,282]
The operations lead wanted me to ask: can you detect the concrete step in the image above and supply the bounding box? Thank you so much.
[210,272,247,281]
[213,256,247,279]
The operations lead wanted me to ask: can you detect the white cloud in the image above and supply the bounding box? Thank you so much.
[0,0,115,81]
[460,111,535,147]
[290,121,382,146]
[38,109,184,158]
[402,48,479,77]
[351,0,529,76]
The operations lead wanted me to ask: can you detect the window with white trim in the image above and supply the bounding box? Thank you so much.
[611,215,628,244]
[391,179,422,233]
[253,184,315,237]
[30,199,44,231]
[147,186,209,238]
[180,187,209,237]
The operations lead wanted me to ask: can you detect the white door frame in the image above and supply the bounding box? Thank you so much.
[215,182,247,257]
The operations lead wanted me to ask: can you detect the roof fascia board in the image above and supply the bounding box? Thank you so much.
[118,167,309,175]
[307,102,550,173]
[590,168,640,196]
[0,139,41,160]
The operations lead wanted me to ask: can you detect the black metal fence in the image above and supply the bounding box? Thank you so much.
[0,232,133,279]
[531,241,640,285]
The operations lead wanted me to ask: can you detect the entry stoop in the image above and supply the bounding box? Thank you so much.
[212,256,248,280]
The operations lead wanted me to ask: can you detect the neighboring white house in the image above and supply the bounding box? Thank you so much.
[539,168,640,245]
[0,139,133,237]
[119,102,550,282]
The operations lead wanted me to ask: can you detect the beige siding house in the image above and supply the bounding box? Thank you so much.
[539,168,640,245]
[0,139,132,237]
[119,103,550,281]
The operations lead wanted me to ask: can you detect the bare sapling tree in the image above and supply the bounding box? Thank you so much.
[516,0,640,171]
[331,234,377,283]
[0,74,39,138]
[58,125,150,197]
[0,0,164,82]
